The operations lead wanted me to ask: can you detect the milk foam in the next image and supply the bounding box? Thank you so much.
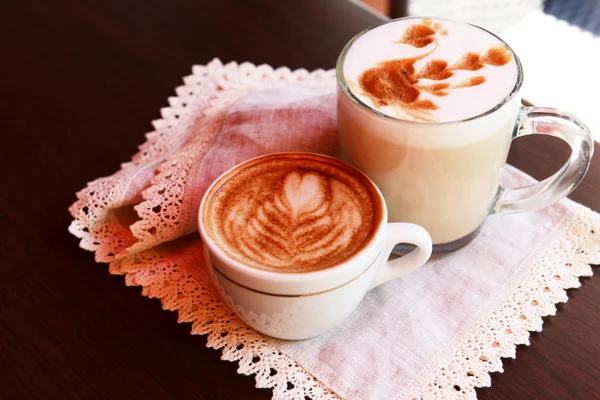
[343,18,519,123]
[206,155,382,273]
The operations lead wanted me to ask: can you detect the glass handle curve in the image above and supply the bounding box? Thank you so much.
[493,106,594,214]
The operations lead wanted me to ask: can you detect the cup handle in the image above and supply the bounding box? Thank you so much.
[369,223,432,290]
[493,106,594,214]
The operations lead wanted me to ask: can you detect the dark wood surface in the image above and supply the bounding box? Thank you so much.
[1,1,598,399]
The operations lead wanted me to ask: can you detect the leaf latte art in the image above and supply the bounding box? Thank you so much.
[205,155,382,272]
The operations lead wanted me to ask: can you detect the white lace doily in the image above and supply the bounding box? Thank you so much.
[70,59,600,399]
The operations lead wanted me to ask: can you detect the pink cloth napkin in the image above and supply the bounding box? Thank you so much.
[69,60,600,400]
[281,168,572,399]
[69,71,337,261]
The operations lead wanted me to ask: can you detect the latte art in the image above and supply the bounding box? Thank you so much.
[222,172,363,268]
[337,17,522,245]
[343,17,518,122]
[205,155,382,272]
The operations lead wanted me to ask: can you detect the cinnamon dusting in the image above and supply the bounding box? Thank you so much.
[352,19,513,121]
[416,60,453,80]
[483,46,512,66]
[395,24,436,48]
[455,76,486,88]
[208,156,383,272]
[452,52,484,71]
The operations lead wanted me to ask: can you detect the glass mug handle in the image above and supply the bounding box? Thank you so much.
[493,106,594,214]
[369,223,432,289]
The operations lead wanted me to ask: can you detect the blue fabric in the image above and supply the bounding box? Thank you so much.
[545,0,600,35]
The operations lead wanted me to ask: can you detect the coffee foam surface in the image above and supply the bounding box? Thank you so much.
[205,156,382,273]
[343,18,519,123]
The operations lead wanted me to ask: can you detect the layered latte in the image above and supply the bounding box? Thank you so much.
[338,17,521,245]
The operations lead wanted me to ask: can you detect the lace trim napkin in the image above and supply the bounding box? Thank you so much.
[69,59,600,399]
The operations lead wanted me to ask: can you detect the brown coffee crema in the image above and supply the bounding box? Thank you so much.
[204,155,383,273]
[354,18,512,122]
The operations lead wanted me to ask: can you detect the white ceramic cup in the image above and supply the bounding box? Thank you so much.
[198,153,432,340]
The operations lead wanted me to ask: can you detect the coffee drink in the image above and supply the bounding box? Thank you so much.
[337,17,522,246]
[199,152,433,339]
[342,18,518,123]
[203,153,384,272]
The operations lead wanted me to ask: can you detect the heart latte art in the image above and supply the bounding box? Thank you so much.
[204,155,383,272]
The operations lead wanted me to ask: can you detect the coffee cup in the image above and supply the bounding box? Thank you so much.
[198,152,432,340]
[336,17,594,253]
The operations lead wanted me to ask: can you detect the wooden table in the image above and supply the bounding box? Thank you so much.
[2,1,598,398]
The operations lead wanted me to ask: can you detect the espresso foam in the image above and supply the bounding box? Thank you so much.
[205,155,383,273]
[343,18,519,122]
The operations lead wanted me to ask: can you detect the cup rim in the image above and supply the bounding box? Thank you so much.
[198,152,388,291]
[335,16,524,125]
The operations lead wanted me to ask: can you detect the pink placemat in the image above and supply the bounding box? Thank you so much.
[69,59,600,399]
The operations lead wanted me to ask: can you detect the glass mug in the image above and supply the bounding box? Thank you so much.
[336,17,594,252]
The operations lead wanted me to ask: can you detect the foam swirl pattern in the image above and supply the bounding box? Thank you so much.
[343,17,519,122]
[205,156,382,272]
